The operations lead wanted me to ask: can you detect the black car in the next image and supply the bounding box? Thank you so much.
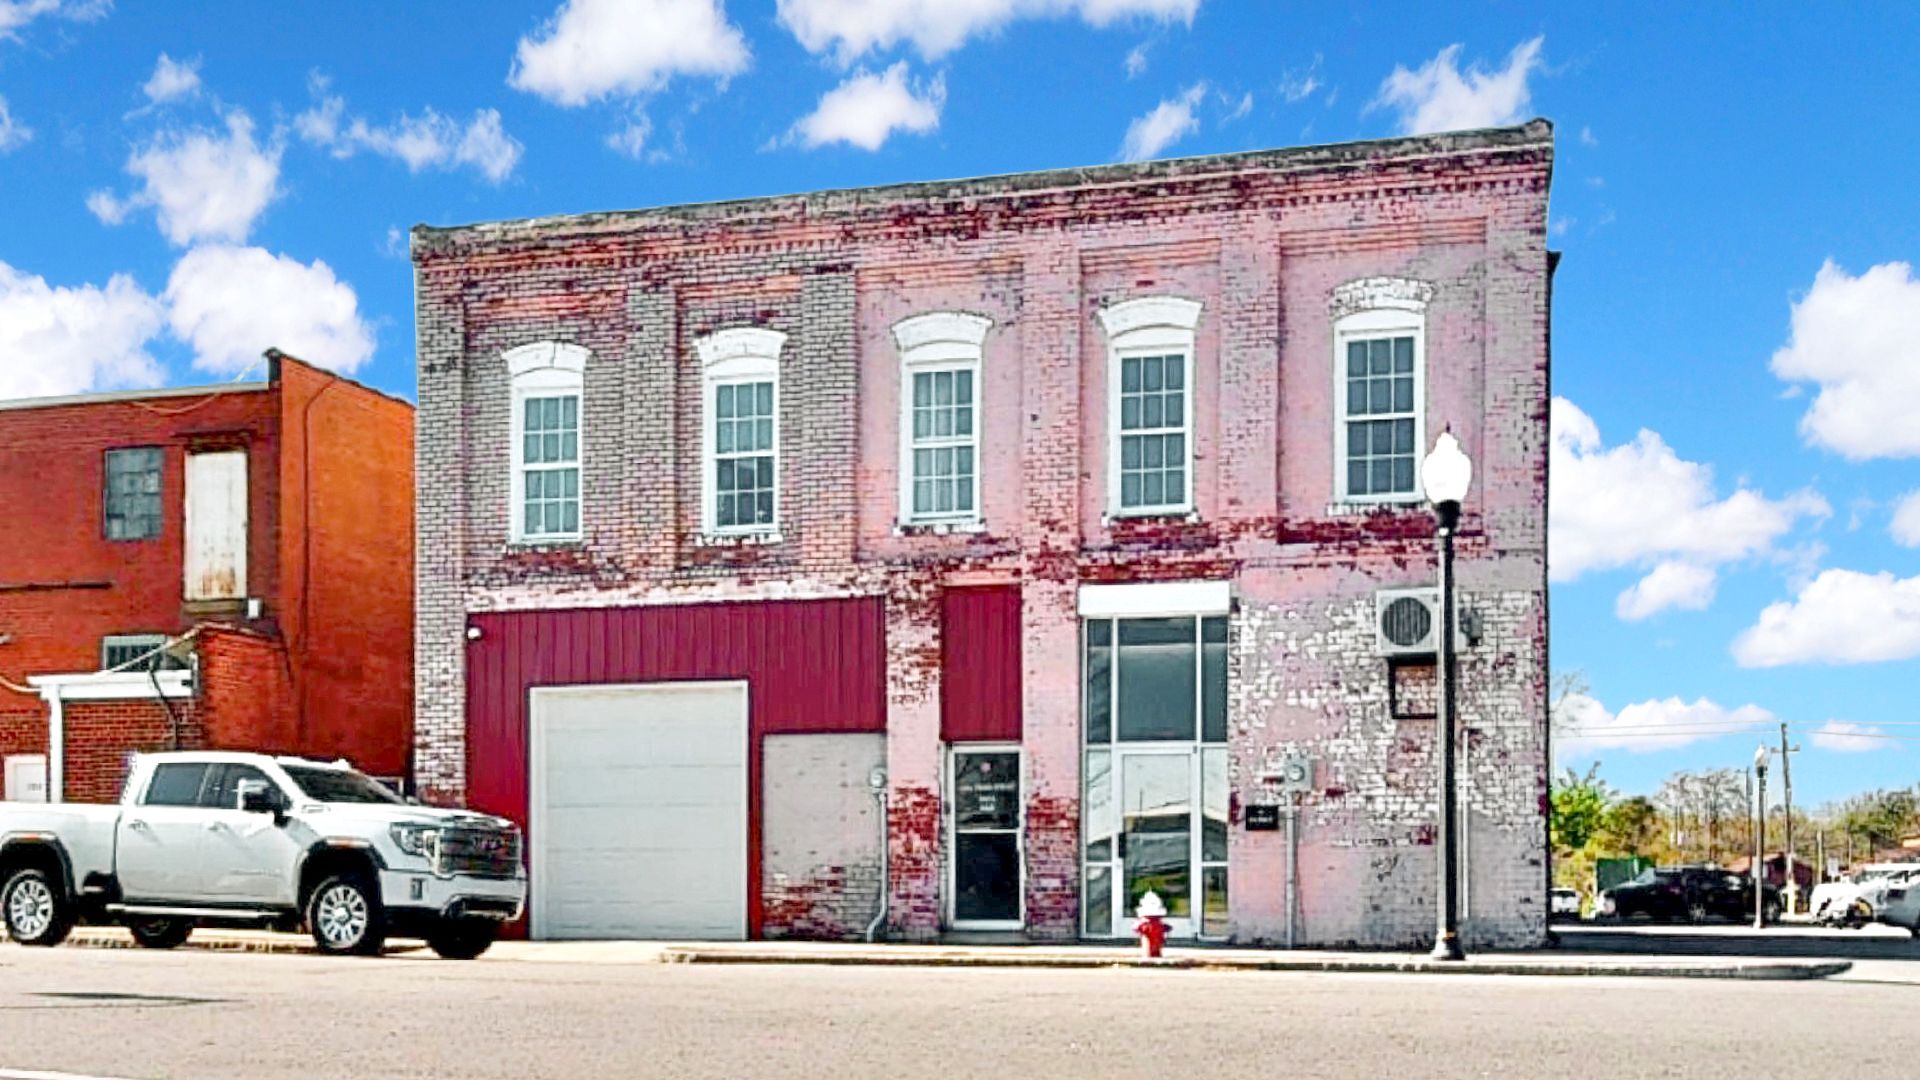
[1600,866,1783,924]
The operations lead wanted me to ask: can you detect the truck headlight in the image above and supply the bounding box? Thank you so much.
[390,823,441,858]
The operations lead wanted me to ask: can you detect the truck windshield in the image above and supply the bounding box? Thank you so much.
[281,765,404,805]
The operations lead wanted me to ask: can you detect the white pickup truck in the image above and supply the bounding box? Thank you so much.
[0,751,525,959]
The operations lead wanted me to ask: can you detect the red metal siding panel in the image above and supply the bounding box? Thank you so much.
[940,585,1023,743]
[464,596,886,938]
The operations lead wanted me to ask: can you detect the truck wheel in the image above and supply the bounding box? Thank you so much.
[427,918,499,960]
[2,867,74,947]
[129,917,193,950]
[307,874,386,956]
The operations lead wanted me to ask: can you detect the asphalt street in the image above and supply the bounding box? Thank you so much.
[0,945,1916,1080]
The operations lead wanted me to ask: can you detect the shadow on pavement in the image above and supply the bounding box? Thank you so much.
[1555,925,1920,960]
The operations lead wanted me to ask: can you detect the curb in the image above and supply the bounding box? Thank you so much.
[60,931,418,957]
[658,948,1853,981]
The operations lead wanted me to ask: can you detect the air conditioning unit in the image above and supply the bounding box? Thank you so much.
[1373,587,1461,658]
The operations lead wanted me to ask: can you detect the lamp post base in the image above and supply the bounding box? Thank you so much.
[1430,933,1466,962]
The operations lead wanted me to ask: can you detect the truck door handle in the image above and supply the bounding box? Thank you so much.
[204,822,228,833]
[127,820,151,832]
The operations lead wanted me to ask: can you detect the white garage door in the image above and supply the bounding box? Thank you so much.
[530,682,749,940]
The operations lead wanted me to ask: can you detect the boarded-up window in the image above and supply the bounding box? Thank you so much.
[184,450,248,601]
[104,447,163,541]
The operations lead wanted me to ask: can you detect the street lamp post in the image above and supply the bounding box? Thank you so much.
[1752,745,1770,930]
[1422,431,1472,962]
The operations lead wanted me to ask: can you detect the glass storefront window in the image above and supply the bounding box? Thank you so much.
[1116,617,1196,741]
[1084,620,1112,744]
[1202,616,1227,742]
[1202,867,1229,937]
[1202,748,1228,863]
[1084,750,1114,864]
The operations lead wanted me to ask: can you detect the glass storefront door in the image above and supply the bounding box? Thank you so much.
[950,748,1022,929]
[1082,614,1230,939]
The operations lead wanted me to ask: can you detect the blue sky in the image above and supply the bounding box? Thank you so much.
[2,3,1916,808]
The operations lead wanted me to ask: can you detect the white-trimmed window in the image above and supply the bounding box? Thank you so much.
[1098,296,1203,516]
[505,342,591,543]
[1331,278,1432,503]
[101,633,184,672]
[697,327,787,536]
[893,312,991,526]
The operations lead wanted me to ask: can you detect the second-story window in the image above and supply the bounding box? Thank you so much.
[1331,279,1432,503]
[892,312,992,526]
[696,328,787,536]
[104,447,163,540]
[504,341,592,543]
[1098,297,1204,517]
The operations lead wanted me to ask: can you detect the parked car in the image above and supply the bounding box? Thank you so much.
[1872,875,1920,936]
[1550,887,1581,920]
[0,751,525,958]
[1598,865,1782,924]
[1810,864,1920,928]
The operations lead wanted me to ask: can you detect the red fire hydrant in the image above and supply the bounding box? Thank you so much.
[1134,891,1170,958]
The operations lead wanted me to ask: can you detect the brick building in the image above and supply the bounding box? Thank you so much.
[412,122,1554,947]
[0,353,415,802]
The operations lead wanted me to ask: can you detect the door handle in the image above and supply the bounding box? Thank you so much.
[204,821,228,833]
[127,820,151,832]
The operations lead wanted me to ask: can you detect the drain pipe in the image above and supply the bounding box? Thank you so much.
[1285,794,1299,949]
[864,768,889,943]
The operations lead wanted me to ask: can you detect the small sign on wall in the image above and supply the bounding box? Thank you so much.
[1245,804,1281,832]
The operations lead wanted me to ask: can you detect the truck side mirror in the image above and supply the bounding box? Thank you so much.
[238,780,280,816]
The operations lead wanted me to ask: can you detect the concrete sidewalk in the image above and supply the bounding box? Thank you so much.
[51,927,1852,979]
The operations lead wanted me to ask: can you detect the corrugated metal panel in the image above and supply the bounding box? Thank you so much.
[941,584,1023,743]
[465,596,886,938]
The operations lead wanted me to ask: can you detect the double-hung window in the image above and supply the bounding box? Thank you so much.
[505,341,591,543]
[1098,297,1203,517]
[104,447,163,541]
[1331,280,1430,503]
[697,328,787,536]
[893,312,992,526]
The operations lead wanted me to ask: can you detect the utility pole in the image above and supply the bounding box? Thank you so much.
[1779,723,1801,913]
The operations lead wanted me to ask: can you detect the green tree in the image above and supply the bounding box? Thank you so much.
[1551,764,1614,853]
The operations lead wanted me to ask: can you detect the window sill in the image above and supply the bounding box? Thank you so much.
[1325,500,1423,517]
[695,531,784,548]
[507,536,586,550]
[1103,509,1201,527]
[893,519,986,537]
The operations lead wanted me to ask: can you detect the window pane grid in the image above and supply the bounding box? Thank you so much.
[907,367,976,520]
[1343,336,1417,497]
[1117,353,1187,510]
[520,393,581,538]
[104,447,163,541]
[714,379,776,531]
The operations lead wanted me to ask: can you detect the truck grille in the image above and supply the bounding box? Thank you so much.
[434,827,522,879]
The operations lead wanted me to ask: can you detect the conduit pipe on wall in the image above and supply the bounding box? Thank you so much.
[46,687,63,805]
[864,769,889,943]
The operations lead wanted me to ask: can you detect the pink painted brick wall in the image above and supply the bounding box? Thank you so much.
[414,122,1553,946]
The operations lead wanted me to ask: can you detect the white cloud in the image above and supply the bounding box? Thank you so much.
[1890,490,1920,547]
[0,94,29,152]
[1278,55,1322,104]
[1615,561,1718,621]
[1556,693,1773,753]
[1809,720,1893,753]
[1372,35,1544,135]
[789,62,943,151]
[1770,260,1920,461]
[0,0,106,40]
[509,0,749,107]
[1222,89,1252,122]
[605,111,653,159]
[777,0,1199,63]
[164,245,374,376]
[1549,397,1829,585]
[1120,81,1205,162]
[1733,568,1920,668]
[1579,125,1597,146]
[1124,42,1148,78]
[0,260,165,400]
[90,111,282,246]
[142,52,201,104]
[297,83,523,183]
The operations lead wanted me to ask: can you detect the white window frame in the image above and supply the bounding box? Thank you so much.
[1330,279,1431,505]
[893,312,992,527]
[696,327,787,537]
[506,341,591,544]
[1098,296,1203,518]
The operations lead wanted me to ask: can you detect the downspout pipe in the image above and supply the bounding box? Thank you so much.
[46,686,64,804]
[864,770,889,943]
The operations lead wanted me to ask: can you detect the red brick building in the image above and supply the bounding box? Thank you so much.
[0,352,415,802]
[413,123,1554,947]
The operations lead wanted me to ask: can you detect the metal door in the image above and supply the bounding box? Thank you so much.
[184,450,248,601]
